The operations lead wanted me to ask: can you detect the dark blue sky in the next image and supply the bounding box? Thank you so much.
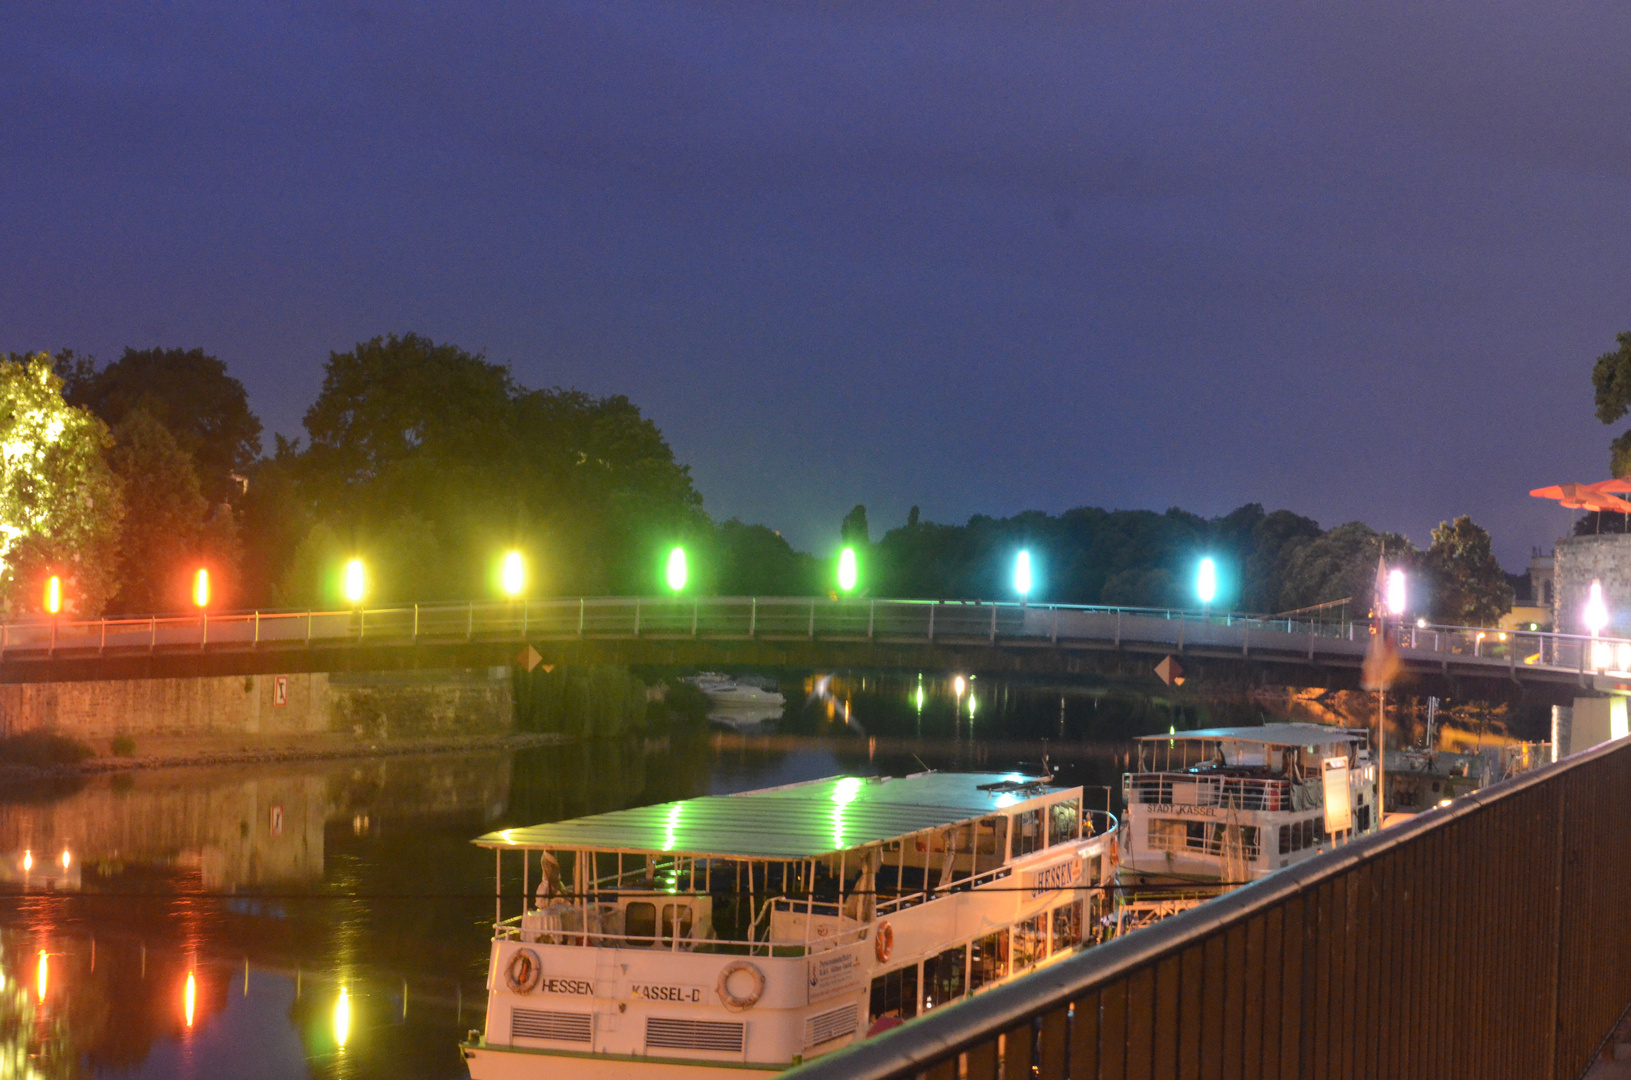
[3,2,1625,568]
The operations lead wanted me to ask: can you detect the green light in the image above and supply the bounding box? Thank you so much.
[665,546,688,593]
[1014,550,1033,597]
[343,559,367,605]
[662,802,682,853]
[501,550,526,597]
[915,685,924,713]
[832,777,863,805]
[1196,557,1217,605]
[837,547,858,593]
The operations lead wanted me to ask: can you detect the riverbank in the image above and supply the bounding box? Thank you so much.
[0,730,569,778]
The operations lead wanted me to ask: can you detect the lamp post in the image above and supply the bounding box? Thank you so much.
[1196,557,1217,619]
[1586,579,1609,669]
[837,547,858,595]
[1014,550,1033,607]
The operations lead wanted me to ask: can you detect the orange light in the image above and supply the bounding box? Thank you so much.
[22,849,31,872]
[60,850,69,870]
[193,568,210,609]
[43,575,60,614]
[185,971,196,1027]
[36,951,46,1000]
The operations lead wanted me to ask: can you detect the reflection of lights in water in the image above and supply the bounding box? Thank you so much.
[953,675,966,696]
[915,685,924,712]
[61,850,70,869]
[185,972,196,1027]
[335,988,351,1048]
[968,694,977,718]
[21,850,31,872]
[36,951,46,1000]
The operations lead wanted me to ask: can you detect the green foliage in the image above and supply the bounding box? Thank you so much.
[1422,515,1512,626]
[110,734,136,756]
[61,346,262,501]
[104,410,240,614]
[840,504,870,546]
[1277,521,1417,614]
[0,355,124,615]
[707,519,819,595]
[0,730,95,766]
[281,333,705,603]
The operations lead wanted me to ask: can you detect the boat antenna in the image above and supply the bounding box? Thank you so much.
[911,753,933,773]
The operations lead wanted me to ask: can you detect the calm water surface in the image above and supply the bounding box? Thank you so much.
[0,675,1228,1079]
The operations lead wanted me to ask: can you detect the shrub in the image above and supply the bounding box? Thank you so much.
[111,734,136,757]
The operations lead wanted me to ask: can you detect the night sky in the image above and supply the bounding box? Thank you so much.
[3,3,1625,567]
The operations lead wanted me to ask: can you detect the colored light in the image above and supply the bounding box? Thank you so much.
[665,547,688,593]
[36,952,46,1001]
[343,559,366,605]
[22,849,31,872]
[1586,580,1609,635]
[953,675,966,696]
[185,971,196,1027]
[1385,569,1406,617]
[1196,558,1217,605]
[832,777,863,805]
[193,568,210,608]
[501,550,526,597]
[335,988,351,1049]
[43,575,60,615]
[60,850,69,870]
[837,547,858,593]
[915,685,924,713]
[1014,550,1033,597]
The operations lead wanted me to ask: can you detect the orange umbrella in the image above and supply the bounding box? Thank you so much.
[1529,482,1631,513]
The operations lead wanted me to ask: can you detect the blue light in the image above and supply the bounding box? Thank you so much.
[1197,557,1218,605]
[1014,550,1033,597]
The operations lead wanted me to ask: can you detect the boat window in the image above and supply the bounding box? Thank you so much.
[1148,818,1185,853]
[974,817,1008,873]
[1047,799,1081,847]
[969,931,1009,992]
[661,904,694,942]
[869,965,919,1023]
[922,945,967,1011]
[625,902,657,942]
[1086,855,1102,885]
[1013,914,1046,972]
[1052,902,1083,951]
[1011,810,1044,859]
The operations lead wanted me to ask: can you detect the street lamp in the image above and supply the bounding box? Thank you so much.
[193,568,211,609]
[1014,550,1033,602]
[500,550,526,598]
[665,546,688,593]
[1385,569,1406,618]
[42,575,61,615]
[1196,557,1217,609]
[343,559,367,606]
[837,546,858,594]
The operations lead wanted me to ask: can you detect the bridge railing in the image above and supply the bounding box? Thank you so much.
[785,733,1631,1080]
[0,596,1613,680]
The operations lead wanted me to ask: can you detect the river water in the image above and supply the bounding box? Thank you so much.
[0,674,1247,1079]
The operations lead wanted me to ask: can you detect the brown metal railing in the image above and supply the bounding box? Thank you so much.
[786,734,1631,1080]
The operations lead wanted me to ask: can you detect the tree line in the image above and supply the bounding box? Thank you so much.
[0,334,1513,624]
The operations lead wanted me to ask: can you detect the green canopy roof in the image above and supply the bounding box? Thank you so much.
[1134,724,1368,747]
[472,772,1061,860]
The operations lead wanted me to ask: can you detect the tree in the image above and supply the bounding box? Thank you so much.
[1277,522,1418,615]
[841,505,870,546]
[1423,516,1512,626]
[60,347,263,502]
[104,410,240,614]
[0,354,124,615]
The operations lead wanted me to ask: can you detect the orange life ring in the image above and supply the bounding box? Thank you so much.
[504,947,541,994]
[1108,837,1120,873]
[874,921,894,964]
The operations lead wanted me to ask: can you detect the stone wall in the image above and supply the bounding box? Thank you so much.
[1552,534,1631,637]
[0,667,514,746]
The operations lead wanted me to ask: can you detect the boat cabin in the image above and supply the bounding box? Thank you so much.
[1121,724,1377,885]
[463,772,1118,1077]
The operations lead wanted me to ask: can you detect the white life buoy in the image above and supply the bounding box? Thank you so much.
[505,947,542,993]
[717,960,766,1011]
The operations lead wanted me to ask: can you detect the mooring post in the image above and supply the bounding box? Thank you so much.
[928,602,936,642]
[692,600,699,638]
[868,600,876,640]
[633,598,642,637]
[578,597,585,637]
[749,598,757,638]
[808,600,816,640]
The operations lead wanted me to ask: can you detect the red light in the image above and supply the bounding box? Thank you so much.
[43,576,60,615]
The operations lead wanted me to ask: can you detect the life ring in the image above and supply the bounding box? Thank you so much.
[1107,837,1120,874]
[504,947,542,994]
[716,960,766,1011]
[874,921,894,964]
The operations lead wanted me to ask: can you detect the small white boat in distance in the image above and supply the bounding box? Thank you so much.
[684,673,786,712]
[1119,723,1379,887]
[462,772,1119,1078]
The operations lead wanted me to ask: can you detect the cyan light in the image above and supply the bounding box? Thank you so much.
[1014,550,1033,597]
[1197,557,1218,605]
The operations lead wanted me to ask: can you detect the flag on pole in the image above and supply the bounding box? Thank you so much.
[1362,551,1400,690]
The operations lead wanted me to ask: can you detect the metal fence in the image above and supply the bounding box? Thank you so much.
[0,596,1615,684]
[785,733,1631,1080]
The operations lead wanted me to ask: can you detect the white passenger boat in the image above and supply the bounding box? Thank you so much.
[461,772,1119,1078]
[1119,724,1378,887]
[684,673,787,712]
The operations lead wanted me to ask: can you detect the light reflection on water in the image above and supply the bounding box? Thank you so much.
[0,674,1193,1078]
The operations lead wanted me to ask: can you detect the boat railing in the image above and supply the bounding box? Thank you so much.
[493,899,872,957]
[1124,772,1293,812]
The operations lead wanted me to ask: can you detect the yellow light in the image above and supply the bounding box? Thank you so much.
[953,675,966,696]
[501,550,526,597]
[43,575,60,614]
[36,951,46,1001]
[343,559,366,605]
[915,685,924,712]
[60,850,69,869]
[335,988,351,1049]
[185,971,196,1027]
[22,849,31,872]
[193,568,210,608]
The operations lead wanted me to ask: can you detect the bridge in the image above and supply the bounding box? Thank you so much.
[787,730,1631,1080]
[0,596,1610,701]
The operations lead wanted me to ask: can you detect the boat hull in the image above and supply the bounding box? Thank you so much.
[462,1042,784,1079]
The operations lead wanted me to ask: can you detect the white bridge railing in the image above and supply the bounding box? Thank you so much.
[0,596,1610,680]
